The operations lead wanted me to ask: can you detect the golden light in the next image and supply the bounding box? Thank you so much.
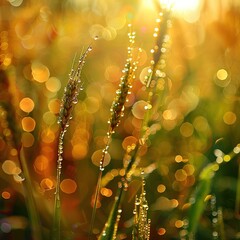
[100,187,113,197]
[91,150,111,168]
[145,0,195,13]
[43,111,57,125]
[21,132,35,148]
[159,0,202,22]
[21,117,36,132]
[40,178,55,190]
[34,155,49,173]
[217,69,228,81]
[60,179,77,194]
[141,0,155,9]
[19,97,35,113]
[48,99,61,114]
[31,61,50,83]
[122,136,138,151]
[2,160,21,175]
[223,111,237,125]
[41,129,56,143]
[157,228,166,236]
[157,184,166,193]
[180,122,194,137]
[45,77,61,92]
[183,164,195,176]
[171,0,200,11]
[175,220,184,228]
[72,143,88,160]
[175,169,187,181]
[175,155,183,163]
[2,191,11,200]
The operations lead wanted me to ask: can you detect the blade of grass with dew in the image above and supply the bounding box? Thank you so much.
[235,144,240,219]
[89,26,137,239]
[52,46,92,240]
[187,163,217,238]
[187,143,240,237]
[98,182,125,240]
[20,146,43,240]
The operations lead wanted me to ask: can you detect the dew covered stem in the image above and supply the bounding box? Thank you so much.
[52,46,91,240]
[89,26,137,238]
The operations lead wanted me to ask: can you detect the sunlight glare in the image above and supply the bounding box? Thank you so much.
[159,0,202,22]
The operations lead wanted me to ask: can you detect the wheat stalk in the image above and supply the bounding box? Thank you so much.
[52,46,92,240]
[89,25,137,239]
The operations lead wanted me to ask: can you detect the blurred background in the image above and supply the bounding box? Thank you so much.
[0,0,240,239]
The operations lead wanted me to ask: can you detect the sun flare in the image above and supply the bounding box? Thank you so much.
[142,0,202,22]
[162,0,201,12]
[159,0,202,22]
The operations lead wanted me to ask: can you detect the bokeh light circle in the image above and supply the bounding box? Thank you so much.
[60,179,77,194]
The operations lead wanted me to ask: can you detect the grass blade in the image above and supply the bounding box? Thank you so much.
[187,163,217,237]
[235,158,240,219]
[20,146,43,240]
[98,185,124,240]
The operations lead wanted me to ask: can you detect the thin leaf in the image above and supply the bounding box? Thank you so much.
[187,163,218,236]
[98,186,124,240]
[20,146,43,240]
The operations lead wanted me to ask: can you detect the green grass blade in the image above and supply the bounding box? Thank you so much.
[187,178,211,237]
[89,171,103,239]
[187,163,218,236]
[20,147,43,240]
[98,187,124,240]
[52,175,61,240]
[235,162,240,219]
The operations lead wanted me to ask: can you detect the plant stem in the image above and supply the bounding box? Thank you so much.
[98,182,124,240]
[88,171,103,240]
[52,47,91,240]
[235,159,240,219]
[20,147,43,240]
[52,130,65,240]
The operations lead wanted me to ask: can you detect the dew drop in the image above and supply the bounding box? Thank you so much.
[135,199,140,205]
